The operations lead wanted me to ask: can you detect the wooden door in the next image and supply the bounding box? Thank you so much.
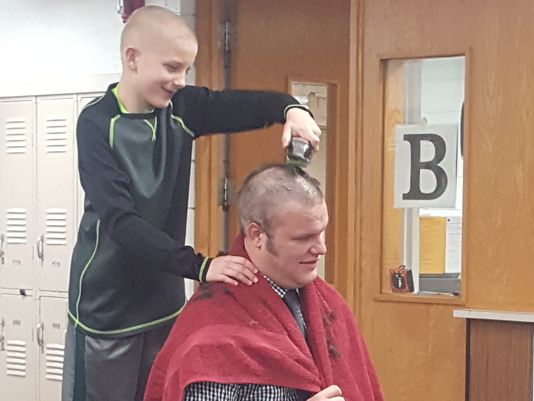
[196,0,355,290]
[360,0,534,400]
[224,0,353,288]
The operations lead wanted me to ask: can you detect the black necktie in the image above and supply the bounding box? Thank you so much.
[283,289,307,338]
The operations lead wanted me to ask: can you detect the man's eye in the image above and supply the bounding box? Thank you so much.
[295,236,312,241]
[165,64,179,72]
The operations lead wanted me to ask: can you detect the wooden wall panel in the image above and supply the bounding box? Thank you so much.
[469,320,533,401]
[465,0,534,309]
[364,303,466,401]
[360,0,534,400]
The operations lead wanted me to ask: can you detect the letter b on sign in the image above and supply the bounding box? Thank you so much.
[394,125,458,208]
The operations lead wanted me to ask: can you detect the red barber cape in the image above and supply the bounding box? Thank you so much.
[144,235,383,401]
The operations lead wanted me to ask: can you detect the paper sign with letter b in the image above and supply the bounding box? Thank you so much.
[394,124,458,208]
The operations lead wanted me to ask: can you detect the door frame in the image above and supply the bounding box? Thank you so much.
[194,0,227,259]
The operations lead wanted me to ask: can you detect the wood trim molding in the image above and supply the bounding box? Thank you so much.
[194,0,224,257]
[350,0,364,315]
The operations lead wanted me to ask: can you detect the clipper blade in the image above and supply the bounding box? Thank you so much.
[286,138,313,167]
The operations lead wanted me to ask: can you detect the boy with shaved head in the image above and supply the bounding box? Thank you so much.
[62,6,321,401]
[145,165,383,401]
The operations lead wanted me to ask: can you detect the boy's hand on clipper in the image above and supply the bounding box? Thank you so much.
[206,256,259,286]
[282,107,321,150]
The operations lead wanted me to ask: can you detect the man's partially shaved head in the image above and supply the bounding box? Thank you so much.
[237,164,324,233]
[120,5,197,54]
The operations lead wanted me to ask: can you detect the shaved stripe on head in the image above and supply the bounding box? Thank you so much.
[237,164,324,233]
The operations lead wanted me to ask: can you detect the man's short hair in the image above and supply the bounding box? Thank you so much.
[237,164,324,233]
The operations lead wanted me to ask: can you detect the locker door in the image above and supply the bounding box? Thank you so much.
[0,294,38,401]
[39,296,67,401]
[36,96,76,292]
[0,98,36,290]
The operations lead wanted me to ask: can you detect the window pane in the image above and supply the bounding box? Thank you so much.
[382,56,465,296]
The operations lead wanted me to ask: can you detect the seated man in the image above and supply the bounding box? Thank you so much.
[144,164,383,401]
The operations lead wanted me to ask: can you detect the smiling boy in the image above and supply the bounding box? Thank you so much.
[62,6,321,401]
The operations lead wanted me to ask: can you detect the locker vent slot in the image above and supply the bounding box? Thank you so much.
[5,118,28,155]
[46,209,67,245]
[6,208,27,244]
[45,343,64,381]
[45,117,68,154]
[6,340,27,377]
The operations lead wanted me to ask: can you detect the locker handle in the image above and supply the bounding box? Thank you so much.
[0,232,5,264]
[36,322,44,353]
[37,234,44,261]
[0,317,5,351]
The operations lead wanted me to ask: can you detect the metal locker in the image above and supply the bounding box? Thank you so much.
[0,293,38,401]
[0,98,36,291]
[38,296,67,401]
[36,96,77,293]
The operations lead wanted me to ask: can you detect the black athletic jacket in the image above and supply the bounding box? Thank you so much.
[68,83,304,337]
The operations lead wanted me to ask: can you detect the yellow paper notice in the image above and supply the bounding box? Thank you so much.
[419,216,446,274]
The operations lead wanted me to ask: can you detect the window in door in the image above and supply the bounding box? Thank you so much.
[382,56,465,299]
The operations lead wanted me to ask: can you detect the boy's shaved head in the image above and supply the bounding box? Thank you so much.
[120,6,197,54]
[117,5,198,112]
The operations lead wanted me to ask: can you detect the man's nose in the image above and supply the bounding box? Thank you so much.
[311,237,327,256]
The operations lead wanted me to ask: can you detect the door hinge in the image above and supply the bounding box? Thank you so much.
[219,176,235,211]
[221,21,232,53]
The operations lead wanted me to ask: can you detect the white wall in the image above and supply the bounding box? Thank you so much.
[0,0,196,96]
[0,0,123,96]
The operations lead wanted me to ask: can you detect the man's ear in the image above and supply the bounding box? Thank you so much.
[124,47,139,71]
[245,222,263,249]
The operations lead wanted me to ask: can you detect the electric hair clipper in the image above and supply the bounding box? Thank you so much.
[286,137,314,167]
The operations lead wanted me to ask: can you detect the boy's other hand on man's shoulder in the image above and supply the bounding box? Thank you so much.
[206,255,259,286]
